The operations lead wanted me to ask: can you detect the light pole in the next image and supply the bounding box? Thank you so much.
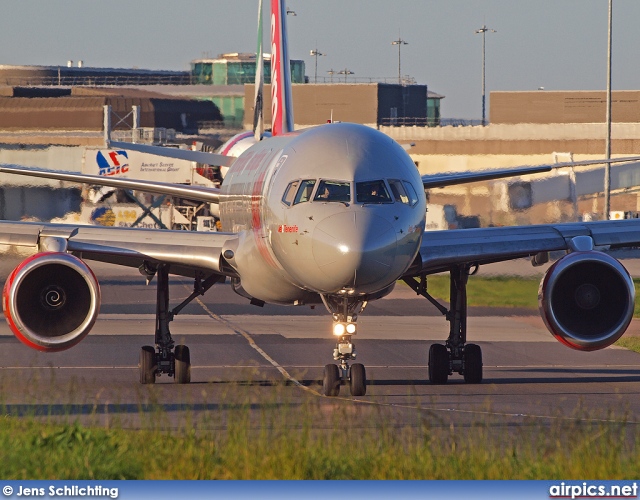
[327,68,336,83]
[338,68,354,83]
[474,25,496,126]
[604,0,613,220]
[391,36,408,85]
[310,48,325,83]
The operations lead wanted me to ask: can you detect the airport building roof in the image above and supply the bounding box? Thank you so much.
[0,64,190,87]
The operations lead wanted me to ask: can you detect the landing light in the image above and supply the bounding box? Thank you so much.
[338,244,349,254]
[333,322,357,336]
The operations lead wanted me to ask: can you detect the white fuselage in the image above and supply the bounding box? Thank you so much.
[218,123,426,305]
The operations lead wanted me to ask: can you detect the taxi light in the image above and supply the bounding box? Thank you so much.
[333,323,346,336]
[346,323,356,334]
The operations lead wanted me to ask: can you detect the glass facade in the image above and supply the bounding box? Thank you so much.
[209,95,245,128]
[191,58,306,85]
[427,97,441,126]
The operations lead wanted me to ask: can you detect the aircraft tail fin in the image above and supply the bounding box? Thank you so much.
[270,0,294,136]
[253,0,264,141]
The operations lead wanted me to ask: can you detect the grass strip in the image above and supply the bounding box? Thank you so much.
[0,406,640,480]
[422,276,640,317]
[1,402,639,479]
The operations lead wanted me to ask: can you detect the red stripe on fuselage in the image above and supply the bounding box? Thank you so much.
[249,149,280,269]
[220,131,254,156]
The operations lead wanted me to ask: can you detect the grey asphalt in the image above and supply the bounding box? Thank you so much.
[1,256,640,431]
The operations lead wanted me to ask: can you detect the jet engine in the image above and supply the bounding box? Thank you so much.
[3,253,100,352]
[538,251,634,351]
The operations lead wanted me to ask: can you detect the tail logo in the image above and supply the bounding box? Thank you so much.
[270,12,280,135]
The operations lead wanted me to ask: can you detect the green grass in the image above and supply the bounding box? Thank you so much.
[1,402,640,479]
[423,275,540,309]
[424,274,640,355]
[615,336,640,353]
[422,275,640,317]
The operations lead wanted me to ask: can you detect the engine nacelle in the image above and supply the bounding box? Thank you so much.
[539,251,635,351]
[3,253,100,352]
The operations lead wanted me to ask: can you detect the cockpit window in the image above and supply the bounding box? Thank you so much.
[282,180,300,206]
[402,181,419,206]
[293,179,316,205]
[388,179,409,204]
[356,180,392,204]
[314,180,351,203]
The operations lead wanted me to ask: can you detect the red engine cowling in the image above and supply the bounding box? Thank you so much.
[538,251,635,351]
[3,253,100,352]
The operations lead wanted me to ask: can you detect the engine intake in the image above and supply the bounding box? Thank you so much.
[3,253,100,352]
[538,251,635,351]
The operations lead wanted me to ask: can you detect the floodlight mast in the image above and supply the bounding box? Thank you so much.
[310,47,326,83]
[391,36,408,85]
[474,25,496,126]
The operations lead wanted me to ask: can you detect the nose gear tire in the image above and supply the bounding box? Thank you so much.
[323,363,341,396]
[349,363,366,396]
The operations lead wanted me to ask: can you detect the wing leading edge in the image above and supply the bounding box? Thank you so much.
[0,221,238,278]
[0,164,222,204]
[423,155,640,189]
[408,219,640,276]
[108,141,235,167]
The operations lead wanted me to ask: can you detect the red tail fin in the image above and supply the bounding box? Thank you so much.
[270,0,294,136]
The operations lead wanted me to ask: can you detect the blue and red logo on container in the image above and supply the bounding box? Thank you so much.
[96,151,129,176]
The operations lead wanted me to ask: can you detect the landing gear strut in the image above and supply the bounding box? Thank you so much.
[404,264,483,385]
[138,263,221,384]
[321,295,367,397]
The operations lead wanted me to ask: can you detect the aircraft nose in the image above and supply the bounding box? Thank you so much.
[312,211,397,292]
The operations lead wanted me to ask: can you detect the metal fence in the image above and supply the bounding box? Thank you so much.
[379,118,484,127]
[111,128,177,145]
[1,74,193,87]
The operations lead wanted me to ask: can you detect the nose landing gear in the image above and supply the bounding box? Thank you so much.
[322,333,367,397]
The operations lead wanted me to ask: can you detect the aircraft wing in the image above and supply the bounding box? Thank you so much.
[422,155,640,189]
[108,141,235,167]
[0,164,221,204]
[0,221,238,279]
[409,219,640,275]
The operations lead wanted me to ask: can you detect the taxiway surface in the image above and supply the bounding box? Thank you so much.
[1,256,640,430]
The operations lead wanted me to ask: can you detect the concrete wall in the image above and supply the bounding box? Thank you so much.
[382,123,640,174]
[491,90,640,124]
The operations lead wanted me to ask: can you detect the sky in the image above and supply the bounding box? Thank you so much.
[0,0,639,119]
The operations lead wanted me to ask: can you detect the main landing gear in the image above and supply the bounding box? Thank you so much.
[321,295,367,397]
[404,264,483,385]
[138,263,222,384]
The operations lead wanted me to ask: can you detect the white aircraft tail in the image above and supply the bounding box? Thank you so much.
[270,0,294,136]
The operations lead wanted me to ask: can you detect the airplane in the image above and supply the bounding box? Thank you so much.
[2,0,640,397]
